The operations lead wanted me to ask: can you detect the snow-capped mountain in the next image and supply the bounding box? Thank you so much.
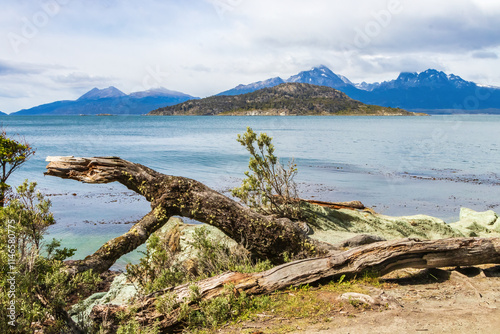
[217,77,285,96]
[217,66,500,113]
[129,87,194,98]
[218,65,355,97]
[287,65,352,88]
[10,66,500,115]
[355,81,380,91]
[11,87,198,115]
[77,86,127,100]
[376,69,475,90]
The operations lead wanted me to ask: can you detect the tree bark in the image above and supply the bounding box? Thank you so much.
[89,237,500,332]
[45,156,332,274]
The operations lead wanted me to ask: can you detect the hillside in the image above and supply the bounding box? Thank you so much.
[149,83,418,116]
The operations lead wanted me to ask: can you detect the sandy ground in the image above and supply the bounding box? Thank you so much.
[218,266,500,334]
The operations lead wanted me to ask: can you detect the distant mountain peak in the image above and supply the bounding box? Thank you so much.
[286,65,352,88]
[314,64,331,71]
[396,72,418,81]
[12,85,197,116]
[217,77,285,96]
[355,81,380,91]
[77,86,126,100]
[129,87,194,98]
[390,69,473,89]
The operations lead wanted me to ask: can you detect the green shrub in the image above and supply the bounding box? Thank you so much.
[125,227,188,294]
[121,225,274,332]
[231,127,301,219]
[189,226,273,276]
[0,181,100,333]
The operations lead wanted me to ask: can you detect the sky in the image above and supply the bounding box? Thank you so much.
[1,0,500,113]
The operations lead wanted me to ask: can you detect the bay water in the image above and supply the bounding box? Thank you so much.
[2,115,500,269]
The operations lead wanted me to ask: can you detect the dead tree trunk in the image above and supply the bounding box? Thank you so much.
[45,156,332,274]
[90,237,500,331]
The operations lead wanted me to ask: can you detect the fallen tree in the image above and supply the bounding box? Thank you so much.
[89,236,500,332]
[44,156,500,332]
[45,156,334,275]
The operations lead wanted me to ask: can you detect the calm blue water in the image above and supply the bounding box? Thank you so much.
[2,115,500,268]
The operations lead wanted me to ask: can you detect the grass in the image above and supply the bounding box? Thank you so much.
[185,275,387,334]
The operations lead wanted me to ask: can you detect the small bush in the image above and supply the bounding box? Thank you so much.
[121,225,274,332]
[183,284,268,330]
[232,127,301,219]
[125,227,188,294]
[0,181,100,333]
[189,226,273,276]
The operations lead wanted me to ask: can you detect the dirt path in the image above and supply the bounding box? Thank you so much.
[217,266,500,334]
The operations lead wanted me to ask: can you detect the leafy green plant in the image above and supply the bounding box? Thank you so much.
[125,230,187,294]
[0,130,35,207]
[182,284,268,330]
[232,127,301,219]
[126,225,273,296]
[155,291,179,314]
[0,181,100,333]
[189,226,273,276]
[120,225,274,332]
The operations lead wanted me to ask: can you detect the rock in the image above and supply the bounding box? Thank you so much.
[340,291,402,309]
[303,202,463,245]
[70,274,138,326]
[340,292,375,306]
[449,208,500,237]
[459,207,498,225]
[294,220,312,235]
[304,202,500,244]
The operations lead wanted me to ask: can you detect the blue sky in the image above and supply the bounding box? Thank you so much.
[1,0,500,113]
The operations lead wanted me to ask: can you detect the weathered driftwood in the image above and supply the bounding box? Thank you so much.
[45,156,334,274]
[90,237,500,331]
[303,199,366,210]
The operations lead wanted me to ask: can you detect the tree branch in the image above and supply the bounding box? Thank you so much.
[63,211,170,275]
[45,156,333,273]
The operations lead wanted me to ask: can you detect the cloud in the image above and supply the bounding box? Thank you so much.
[343,54,445,82]
[472,51,498,59]
[0,60,38,76]
[0,62,21,76]
[51,72,112,88]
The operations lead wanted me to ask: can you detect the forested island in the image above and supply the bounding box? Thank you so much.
[149,83,423,116]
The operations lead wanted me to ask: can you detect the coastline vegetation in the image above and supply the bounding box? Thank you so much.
[0,133,100,333]
[0,180,101,333]
[2,129,499,333]
[0,130,35,207]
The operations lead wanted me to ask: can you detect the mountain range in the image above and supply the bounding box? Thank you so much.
[7,65,500,115]
[10,87,197,116]
[149,82,419,116]
[218,65,500,113]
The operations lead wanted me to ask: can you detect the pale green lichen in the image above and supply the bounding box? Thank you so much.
[302,202,500,245]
